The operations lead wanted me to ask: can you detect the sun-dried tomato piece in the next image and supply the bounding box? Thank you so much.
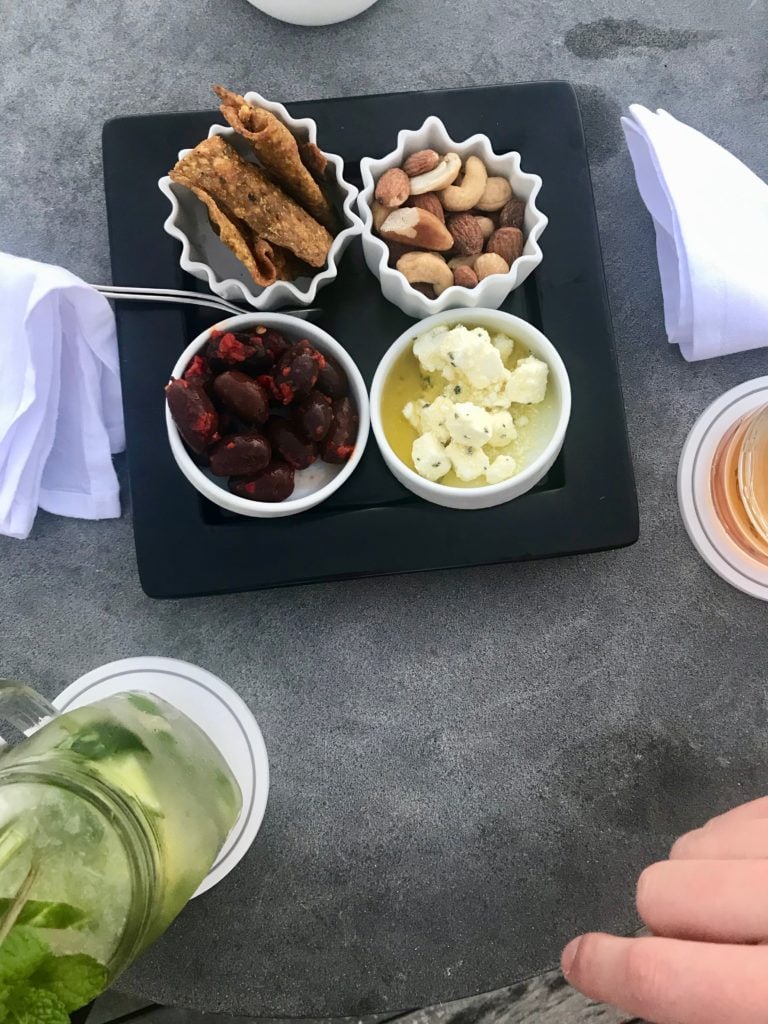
[182,354,213,387]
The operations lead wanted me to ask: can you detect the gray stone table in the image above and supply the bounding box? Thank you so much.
[2,0,768,1017]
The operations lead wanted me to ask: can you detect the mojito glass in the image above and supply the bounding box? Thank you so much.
[0,691,241,1014]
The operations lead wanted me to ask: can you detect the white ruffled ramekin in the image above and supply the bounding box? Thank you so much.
[358,116,548,319]
[158,91,362,310]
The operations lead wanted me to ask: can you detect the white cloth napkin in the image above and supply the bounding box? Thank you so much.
[0,253,125,539]
[621,105,768,361]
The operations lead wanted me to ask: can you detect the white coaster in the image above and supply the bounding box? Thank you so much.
[53,657,269,896]
[678,377,768,601]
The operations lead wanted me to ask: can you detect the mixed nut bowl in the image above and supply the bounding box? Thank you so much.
[357,116,548,318]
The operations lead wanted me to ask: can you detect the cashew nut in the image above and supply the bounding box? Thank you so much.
[475,216,496,241]
[475,252,510,280]
[476,176,513,212]
[448,254,478,271]
[440,156,488,212]
[396,251,453,296]
[409,152,461,196]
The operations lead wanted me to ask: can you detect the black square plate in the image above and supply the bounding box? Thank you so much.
[102,82,638,598]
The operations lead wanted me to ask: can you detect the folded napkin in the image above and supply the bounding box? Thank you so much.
[0,253,125,539]
[621,105,768,361]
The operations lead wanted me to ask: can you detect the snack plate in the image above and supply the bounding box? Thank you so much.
[102,82,638,598]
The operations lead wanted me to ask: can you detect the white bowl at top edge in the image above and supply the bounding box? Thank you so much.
[370,309,571,511]
[245,0,380,25]
[166,314,370,519]
[158,91,363,310]
[357,116,548,320]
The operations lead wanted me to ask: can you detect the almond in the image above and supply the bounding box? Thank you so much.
[380,207,453,251]
[475,252,510,280]
[499,198,526,229]
[410,193,445,224]
[487,227,524,265]
[403,149,440,177]
[476,176,513,212]
[453,265,479,289]
[447,213,484,256]
[375,168,410,209]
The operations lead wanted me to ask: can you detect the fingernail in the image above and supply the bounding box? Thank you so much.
[561,936,582,978]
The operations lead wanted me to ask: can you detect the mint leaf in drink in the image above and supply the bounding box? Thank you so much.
[126,694,160,715]
[0,902,85,930]
[31,954,107,1012]
[0,929,49,983]
[6,987,69,1024]
[66,723,148,760]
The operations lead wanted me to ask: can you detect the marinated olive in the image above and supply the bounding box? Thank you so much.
[230,462,295,503]
[240,344,273,376]
[321,397,358,464]
[294,390,333,442]
[273,351,320,404]
[213,371,270,424]
[268,419,318,470]
[261,329,291,363]
[206,329,261,368]
[182,354,213,387]
[165,378,220,454]
[293,339,327,369]
[209,433,271,477]
[316,359,348,399]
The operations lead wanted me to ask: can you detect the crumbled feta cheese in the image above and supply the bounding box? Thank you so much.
[486,454,518,484]
[507,355,549,404]
[412,432,451,482]
[444,371,514,409]
[447,402,493,446]
[420,396,454,444]
[413,326,451,373]
[402,399,427,431]
[405,323,550,489]
[439,326,505,389]
[478,369,516,409]
[445,441,490,482]
[443,381,468,402]
[492,332,514,362]
[489,411,517,447]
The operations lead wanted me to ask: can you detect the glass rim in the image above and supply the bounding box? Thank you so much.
[738,403,768,545]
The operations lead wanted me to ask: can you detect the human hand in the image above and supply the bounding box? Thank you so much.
[561,796,768,1024]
